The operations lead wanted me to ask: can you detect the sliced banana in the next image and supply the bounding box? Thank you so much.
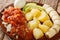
[52,25,60,33]
[43,4,50,9]
[54,20,60,26]
[45,28,56,38]
[52,16,60,21]
[45,24,60,38]
[45,7,54,14]
[43,4,54,14]
[14,0,26,8]
[49,11,59,18]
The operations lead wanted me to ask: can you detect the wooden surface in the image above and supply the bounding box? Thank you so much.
[0,0,60,40]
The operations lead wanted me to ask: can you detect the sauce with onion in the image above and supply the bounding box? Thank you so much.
[2,6,34,40]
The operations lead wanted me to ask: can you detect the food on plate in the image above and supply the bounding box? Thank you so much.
[1,2,60,40]
[33,28,44,39]
[25,9,41,21]
[45,24,60,38]
[2,7,34,40]
[14,0,26,8]
[38,11,50,22]
[39,24,49,33]
[28,17,40,30]
[43,20,53,27]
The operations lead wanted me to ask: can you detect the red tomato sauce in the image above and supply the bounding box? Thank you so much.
[2,6,34,40]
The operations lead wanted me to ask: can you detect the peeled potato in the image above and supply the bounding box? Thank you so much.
[25,12,33,21]
[38,11,50,22]
[43,20,53,27]
[14,0,26,8]
[39,24,49,33]
[31,9,41,18]
[28,18,40,30]
[33,28,44,39]
[45,28,56,38]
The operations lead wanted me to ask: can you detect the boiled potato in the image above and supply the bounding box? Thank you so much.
[25,12,33,21]
[43,20,53,27]
[33,28,44,39]
[38,11,50,22]
[31,9,41,18]
[45,28,56,38]
[39,24,49,33]
[28,18,40,30]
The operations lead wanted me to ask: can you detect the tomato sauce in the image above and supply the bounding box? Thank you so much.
[2,6,34,40]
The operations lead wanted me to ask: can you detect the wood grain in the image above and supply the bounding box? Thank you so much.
[39,0,58,9]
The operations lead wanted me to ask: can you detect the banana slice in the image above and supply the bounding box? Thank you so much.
[54,20,60,26]
[45,28,56,38]
[52,25,60,33]
[33,28,44,39]
[43,4,50,9]
[49,11,59,18]
[45,24,60,38]
[45,7,54,14]
[14,0,26,8]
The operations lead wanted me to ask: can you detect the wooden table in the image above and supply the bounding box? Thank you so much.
[0,0,60,40]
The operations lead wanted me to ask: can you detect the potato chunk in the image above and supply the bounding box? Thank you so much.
[28,18,40,30]
[43,20,53,27]
[38,11,50,22]
[39,24,49,33]
[31,9,41,18]
[33,28,44,39]
[25,12,33,21]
